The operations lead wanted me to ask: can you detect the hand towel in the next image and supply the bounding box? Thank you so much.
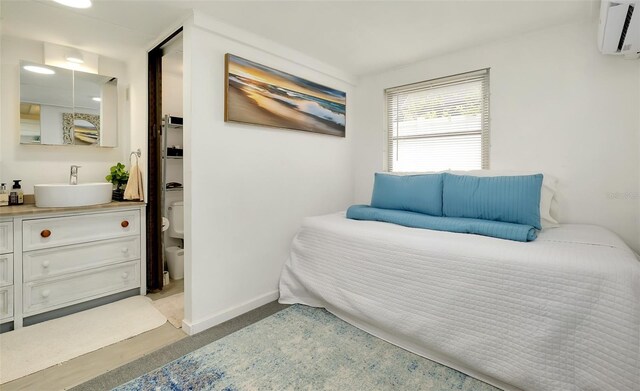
[124,164,144,201]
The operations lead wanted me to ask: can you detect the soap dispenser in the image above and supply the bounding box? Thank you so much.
[0,183,8,207]
[10,180,24,205]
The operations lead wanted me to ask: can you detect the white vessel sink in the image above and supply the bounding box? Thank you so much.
[34,183,112,208]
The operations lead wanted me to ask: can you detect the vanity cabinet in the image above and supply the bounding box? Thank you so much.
[0,204,145,329]
[0,221,14,322]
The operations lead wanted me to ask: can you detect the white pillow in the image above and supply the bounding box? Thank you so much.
[383,170,560,229]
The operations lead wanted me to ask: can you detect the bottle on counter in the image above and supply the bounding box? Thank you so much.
[9,188,17,206]
[0,183,8,207]
[10,180,24,206]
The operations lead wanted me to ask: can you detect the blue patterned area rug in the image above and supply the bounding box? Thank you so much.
[114,305,499,390]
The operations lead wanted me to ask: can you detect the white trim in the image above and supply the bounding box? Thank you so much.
[143,13,191,54]
[139,206,146,295]
[181,290,279,335]
[13,217,23,328]
[191,11,358,86]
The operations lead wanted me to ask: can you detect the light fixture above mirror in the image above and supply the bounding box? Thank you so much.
[65,53,84,64]
[52,0,92,9]
[44,43,98,74]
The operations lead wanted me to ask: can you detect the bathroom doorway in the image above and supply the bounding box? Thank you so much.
[160,34,184,293]
[146,29,185,328]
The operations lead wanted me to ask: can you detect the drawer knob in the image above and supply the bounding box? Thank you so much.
[121,272,129,279]
[40,229,52,238]
[121,247,129,254]
[41,289,50,298]
[121,220,129,228]
[42,260,50,268]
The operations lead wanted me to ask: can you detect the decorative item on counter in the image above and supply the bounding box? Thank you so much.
[0,183,8,207]
[106,163,129,201]
[9,180,24,205]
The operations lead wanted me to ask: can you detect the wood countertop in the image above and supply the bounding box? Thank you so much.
[0,201,146,218]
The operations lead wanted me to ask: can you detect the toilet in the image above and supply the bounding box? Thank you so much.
[166,201,184,280]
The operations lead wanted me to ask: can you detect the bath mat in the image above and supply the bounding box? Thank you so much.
[114,305,499,390]
[0,296,167,384]
[152,293,184,328]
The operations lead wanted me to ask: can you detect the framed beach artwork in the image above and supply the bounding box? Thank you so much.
[224,54,346,137]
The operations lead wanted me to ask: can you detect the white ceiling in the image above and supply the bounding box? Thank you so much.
[1,0,596,76]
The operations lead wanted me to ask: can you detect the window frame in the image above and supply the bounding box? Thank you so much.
[384,68,490,173]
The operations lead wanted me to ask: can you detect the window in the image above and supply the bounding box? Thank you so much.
[385,69,490,172]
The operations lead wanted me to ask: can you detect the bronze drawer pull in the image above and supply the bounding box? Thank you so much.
[121,220,129,228]
[41,229,52,238]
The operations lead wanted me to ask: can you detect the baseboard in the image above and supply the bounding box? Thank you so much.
[182,290,279,335]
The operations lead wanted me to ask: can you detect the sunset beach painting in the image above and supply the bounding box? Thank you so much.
[225,54,346,137]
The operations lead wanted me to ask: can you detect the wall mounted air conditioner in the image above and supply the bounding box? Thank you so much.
[598,1,640,59]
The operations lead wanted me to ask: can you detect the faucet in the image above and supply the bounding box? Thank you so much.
[70,165,81,185]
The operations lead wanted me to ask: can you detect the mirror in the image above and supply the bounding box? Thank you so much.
[19,60,118,147]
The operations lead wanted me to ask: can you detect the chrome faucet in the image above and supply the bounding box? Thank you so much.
[70,165,81,185]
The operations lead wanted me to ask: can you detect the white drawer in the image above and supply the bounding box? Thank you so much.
[23,210,140,251]
[0,253,13,287]
[0,286,13,321]
[23,260,140,315]
[24,237,140,282]
[0,221,12,254]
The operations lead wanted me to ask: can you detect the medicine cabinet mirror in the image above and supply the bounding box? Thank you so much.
[19,60,118,147]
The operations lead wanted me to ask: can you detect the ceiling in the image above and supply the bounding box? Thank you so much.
[1,1,596,76]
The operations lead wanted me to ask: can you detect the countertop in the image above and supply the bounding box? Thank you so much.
[0,201,146,218]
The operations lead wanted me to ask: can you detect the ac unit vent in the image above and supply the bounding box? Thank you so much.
[599,1,640,57]
[618,5,635,51]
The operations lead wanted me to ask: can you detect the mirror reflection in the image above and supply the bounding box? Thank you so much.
[20,62,73,144]
[19,60,118,147]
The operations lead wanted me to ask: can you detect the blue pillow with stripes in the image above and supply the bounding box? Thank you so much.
[442,173,543,229]
[371,173,443,216]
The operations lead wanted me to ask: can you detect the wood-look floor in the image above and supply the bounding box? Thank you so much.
[147,278,184,301]
[1,280,186,391]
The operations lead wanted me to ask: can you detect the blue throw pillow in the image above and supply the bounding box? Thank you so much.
[442,173,543,229]
[370,173,443,216]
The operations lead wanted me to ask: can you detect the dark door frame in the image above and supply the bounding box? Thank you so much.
[146,27,183,292]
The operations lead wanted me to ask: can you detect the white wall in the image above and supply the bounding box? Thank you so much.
[0,6,4,182]
[353,20,640,252]
[182,13,356,333]
[126,52,148,201]
[0,36,130,193]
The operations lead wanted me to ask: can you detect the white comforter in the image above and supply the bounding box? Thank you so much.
[279,213,640,391]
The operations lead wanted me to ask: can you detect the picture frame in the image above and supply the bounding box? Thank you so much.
[224,54,346,137]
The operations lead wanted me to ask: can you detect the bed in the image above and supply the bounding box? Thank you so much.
[279,212,640,391]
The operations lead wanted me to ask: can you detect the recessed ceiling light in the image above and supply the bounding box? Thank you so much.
[23,65,56,75]
[92,97,102,102]
[52,0,92,9]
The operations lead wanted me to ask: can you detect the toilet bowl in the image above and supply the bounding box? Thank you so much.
[166,201,184,280]
[168,201,184,239]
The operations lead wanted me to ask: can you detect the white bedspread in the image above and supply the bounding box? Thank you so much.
[279,213,640,391]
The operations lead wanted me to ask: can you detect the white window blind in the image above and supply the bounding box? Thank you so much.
[386,69,490,172]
